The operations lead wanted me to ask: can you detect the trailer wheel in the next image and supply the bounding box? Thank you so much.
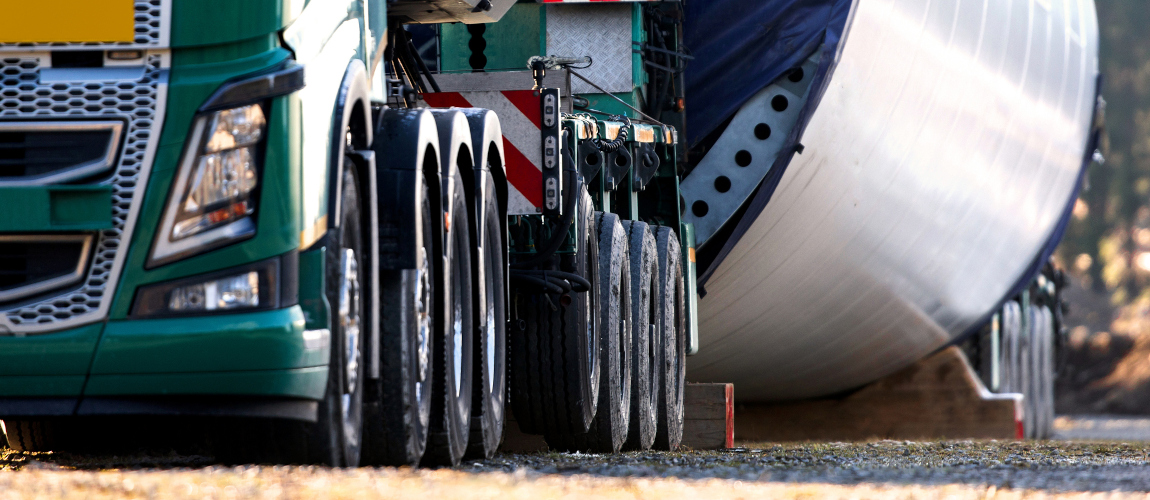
[423,170,474,467]
[362,174,436,466]
[653,226,686,451]
[509,189,601,436]
[1031,305,1056,439]
[622,220,660,451]
[546,212,632,452]
[465,173,507,460]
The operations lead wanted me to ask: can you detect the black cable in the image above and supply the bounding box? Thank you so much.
[593,115,630,153]
[514,269,591,293]
[509,273,565,294]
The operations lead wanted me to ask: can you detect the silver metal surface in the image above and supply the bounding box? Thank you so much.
[0,53,168,333]
[682,53,820,243]
[340,248,362,427]
[0,235,93,303]
[688,0,1099,401]
[546,4,634,94]
[0,121,123,186]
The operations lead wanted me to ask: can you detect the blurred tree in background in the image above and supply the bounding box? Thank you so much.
[1058,1,1150,306]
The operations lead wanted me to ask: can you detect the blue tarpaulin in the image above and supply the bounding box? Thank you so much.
[684,0,854,147]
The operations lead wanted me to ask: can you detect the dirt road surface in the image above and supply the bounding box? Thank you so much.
[4,421,1150,500]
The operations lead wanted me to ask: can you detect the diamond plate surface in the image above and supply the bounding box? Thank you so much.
[0,54,165,332]
[0,0,165,50]
[546,4,634,94]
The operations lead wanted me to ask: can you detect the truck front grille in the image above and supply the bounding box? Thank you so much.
[0,236,93,306]
[0,54,166,332]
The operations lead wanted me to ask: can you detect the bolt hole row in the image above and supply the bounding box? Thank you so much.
[692,70,799,219]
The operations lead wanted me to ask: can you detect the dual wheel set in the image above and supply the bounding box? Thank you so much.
[507,183,688,453]
[969,265,1064,440]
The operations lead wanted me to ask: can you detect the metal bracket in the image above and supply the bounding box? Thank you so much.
[605,146,632,189]
[578,138,604,181]
[633,143,660,190]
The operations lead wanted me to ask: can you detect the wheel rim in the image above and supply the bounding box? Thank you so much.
[485,250,497,394]
[339,248,362,445]
[415,248,432,414]
[453,250,465,399]
[586,216,598,374]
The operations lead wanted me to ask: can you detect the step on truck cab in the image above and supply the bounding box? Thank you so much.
[0,0,697,466]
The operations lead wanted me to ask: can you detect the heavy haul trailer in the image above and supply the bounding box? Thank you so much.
[0,0,1102,466]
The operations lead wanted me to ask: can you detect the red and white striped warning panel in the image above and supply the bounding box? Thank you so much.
[423,90,543,215]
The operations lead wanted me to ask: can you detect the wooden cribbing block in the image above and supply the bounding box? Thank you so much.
[681,382,735,450]
[734,346,1023,442]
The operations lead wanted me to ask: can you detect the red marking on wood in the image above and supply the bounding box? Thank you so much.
[725,383,735,448]
[501,90,542,128]
[421,92,472,109]
[1015,401,1025,440]
[502,137,543,208]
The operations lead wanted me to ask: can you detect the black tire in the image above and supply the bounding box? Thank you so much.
[214,164,366,466]
[545,212,632,453]
[621,220,659,451]
[422,171,474,467]
[509,189,601,436]
[362,174,435,466]
[465,174,507,460]
[327,164,367,466]
[1032,305,1055,439]
[653,226,686,451]
[2,420,54,452]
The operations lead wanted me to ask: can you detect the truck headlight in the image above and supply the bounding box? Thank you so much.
[150,104,268,267]
[168,271,259,312]
[131,255,293,318]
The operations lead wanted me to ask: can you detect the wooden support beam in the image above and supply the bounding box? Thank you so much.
[682,382,734,450]
[733,346,1023,442]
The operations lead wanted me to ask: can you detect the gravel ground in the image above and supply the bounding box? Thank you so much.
[4,437,1150,498]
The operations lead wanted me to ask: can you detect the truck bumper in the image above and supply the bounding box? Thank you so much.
[0,306,329,421]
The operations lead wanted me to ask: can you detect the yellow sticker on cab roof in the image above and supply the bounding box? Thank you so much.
[0,0,135,44]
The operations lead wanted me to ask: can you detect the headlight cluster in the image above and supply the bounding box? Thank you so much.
[168,271,260,312]
[151,104,268,266]
[131,256,289,318]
